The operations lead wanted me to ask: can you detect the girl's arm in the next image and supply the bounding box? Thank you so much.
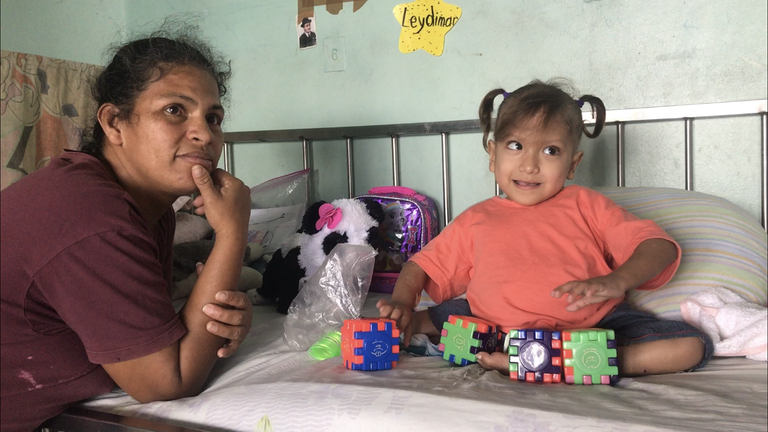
[551,238,678,312]
[377,261,430,345]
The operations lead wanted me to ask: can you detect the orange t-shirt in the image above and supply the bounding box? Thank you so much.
[410,185,681,332]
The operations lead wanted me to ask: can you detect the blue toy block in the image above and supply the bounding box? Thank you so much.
[341,318,400,371]
[506,329,563,383]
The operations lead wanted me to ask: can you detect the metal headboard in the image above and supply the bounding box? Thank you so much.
[223,99,768,230]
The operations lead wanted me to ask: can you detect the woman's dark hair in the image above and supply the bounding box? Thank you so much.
[80,25,232,157]
[479,79,606,152]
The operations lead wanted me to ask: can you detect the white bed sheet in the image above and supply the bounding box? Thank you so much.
[83,293,768,432]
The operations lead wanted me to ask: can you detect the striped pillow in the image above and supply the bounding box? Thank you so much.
[598,187,767,321]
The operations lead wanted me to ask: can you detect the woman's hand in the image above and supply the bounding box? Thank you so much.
[196,263,252,358]
[202,290,253,358]
[190,166,251,239]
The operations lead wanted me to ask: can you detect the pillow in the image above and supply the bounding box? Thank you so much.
[415,187,768,322]
[174,212,213,245]
[597,187,767,321]
[172,196,213,245]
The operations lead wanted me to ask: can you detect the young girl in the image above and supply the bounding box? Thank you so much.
[1,28,252,431]
[377,79,713,379]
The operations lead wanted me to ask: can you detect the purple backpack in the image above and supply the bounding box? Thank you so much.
[355,186,439,293]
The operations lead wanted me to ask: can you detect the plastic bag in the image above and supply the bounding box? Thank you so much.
[248,205,305,254]
[248,169,309,253]
[283,243,377,351]
[249,168,309,209]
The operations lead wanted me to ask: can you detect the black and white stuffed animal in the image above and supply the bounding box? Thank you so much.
[258,198,384,313]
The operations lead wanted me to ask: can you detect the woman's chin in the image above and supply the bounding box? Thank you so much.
[174,181,200,197]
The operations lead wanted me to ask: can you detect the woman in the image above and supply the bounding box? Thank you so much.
[0,29,253,431]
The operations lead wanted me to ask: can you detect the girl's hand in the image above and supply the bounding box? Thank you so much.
[550,276,626,312]
[376,299,414,346]
[376,262,430,346]
[202,289,253,358]
[190,166,251,239]
[552,238,679,312]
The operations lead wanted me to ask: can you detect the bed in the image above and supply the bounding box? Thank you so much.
[32,97,767,432]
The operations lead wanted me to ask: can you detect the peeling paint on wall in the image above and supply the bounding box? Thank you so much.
[298,0,368,19]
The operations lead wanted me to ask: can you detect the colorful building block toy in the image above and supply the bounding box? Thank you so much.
[438,315,499,366]
[341,318,400,371]
[562,329,619,385]
[506,329,563,383]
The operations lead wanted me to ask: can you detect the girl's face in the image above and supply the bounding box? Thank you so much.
[109,65,225,202]
[488,115,582,206]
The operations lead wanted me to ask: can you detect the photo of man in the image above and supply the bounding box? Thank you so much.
[298,16,317,49]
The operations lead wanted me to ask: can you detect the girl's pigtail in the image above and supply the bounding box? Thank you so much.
[479,88,507,152]
[578,95,606,138]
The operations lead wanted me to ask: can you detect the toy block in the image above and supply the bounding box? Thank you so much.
[505,329,563,383]
[562,329,619,385]
[341,318,400,371]
[438,315,499,366]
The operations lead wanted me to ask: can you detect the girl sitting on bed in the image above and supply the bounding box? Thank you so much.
[377,79,713,379]
[0,27,253,432]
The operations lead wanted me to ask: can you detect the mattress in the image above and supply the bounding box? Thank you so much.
[81,293,768,432]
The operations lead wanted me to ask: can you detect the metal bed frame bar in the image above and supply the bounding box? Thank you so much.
[41,407,210,432]
[222,99,768,229]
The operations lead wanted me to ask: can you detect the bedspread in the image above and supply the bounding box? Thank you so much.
[82,293,768,432]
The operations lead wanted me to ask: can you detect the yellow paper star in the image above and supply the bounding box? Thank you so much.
[393,0,462,56]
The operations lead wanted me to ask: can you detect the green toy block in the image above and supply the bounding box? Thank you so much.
[438,315,499,366]
[562,329,619,385]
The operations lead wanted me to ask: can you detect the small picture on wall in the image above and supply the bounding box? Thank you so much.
[297,16,317,49]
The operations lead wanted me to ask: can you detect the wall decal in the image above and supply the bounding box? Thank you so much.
[393,0,462,56]
[298,0,368,16]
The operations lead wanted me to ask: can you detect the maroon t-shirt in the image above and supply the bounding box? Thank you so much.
[0,151,187,432]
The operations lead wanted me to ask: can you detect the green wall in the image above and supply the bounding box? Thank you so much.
[2,0,766,223]
[0,0,127,65]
